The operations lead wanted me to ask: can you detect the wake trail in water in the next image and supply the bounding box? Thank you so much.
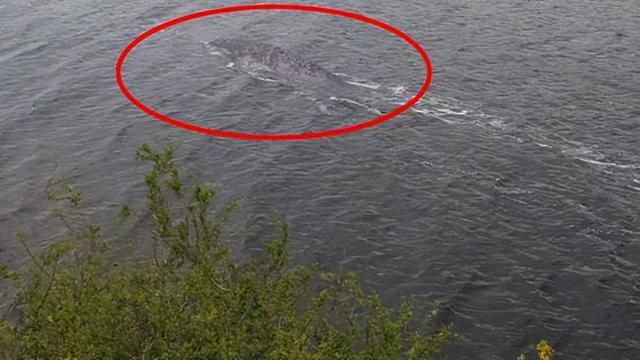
[202,40,639,185]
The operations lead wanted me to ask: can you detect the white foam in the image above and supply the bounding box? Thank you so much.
[255,76,278,83]
[410,107,429,115]
[577,158,640,169]
[345,80,381,90]
[408,101,472,122]
[226,62,234,68]
[437,108,468,116]
[410,108,455,123]
[487,118,506,129]
[389,85,407,95]
[334,72,381,89]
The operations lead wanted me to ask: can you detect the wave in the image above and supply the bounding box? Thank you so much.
[576,157,640,169]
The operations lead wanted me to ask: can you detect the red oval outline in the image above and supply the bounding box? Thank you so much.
[115,3,432,141]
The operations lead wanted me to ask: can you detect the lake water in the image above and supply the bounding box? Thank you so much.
[1,0,639,358]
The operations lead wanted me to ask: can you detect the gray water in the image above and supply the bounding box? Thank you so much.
[1,0,639,358]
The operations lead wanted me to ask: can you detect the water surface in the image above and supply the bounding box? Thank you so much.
[1,1,639,358]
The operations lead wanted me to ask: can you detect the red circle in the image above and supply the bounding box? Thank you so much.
[115,4,432,141]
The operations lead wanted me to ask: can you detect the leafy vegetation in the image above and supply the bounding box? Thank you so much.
[0,144,454,359]
[517,340,555,360]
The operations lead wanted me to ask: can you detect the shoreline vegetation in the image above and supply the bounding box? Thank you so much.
[0,144,553,359]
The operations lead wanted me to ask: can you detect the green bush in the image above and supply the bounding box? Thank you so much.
[0,144,452,360]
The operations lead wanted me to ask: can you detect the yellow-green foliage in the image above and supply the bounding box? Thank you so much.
[536,340,554,360]
[517,339,555,360]
[0,144,452,360]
